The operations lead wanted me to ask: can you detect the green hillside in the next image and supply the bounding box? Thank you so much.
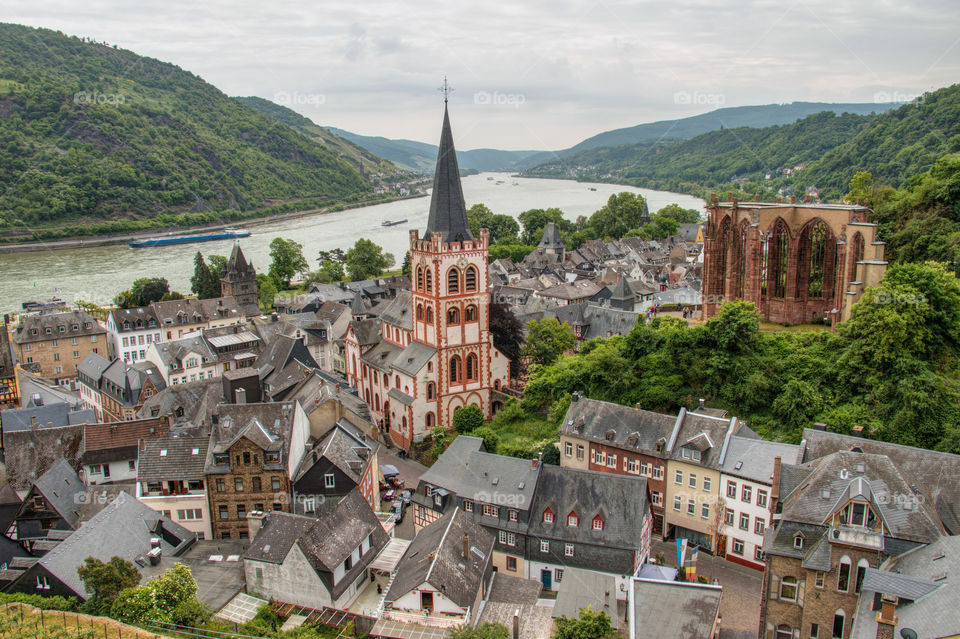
[525,84,960,201]
[0,23,377,240]
[234,96,399,176]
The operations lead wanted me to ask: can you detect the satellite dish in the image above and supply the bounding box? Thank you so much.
[900,629,918,639]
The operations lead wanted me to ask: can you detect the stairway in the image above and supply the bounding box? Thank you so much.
[374,569,400,617]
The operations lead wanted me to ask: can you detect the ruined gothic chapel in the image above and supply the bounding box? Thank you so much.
[702,198,888,326]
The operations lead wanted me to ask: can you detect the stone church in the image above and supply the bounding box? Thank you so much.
[702,197,888,326]
[344,103,510,450]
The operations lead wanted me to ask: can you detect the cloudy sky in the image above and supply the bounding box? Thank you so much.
[2,0,957,149]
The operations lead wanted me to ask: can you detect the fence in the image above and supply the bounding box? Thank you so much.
[0,602,168,639]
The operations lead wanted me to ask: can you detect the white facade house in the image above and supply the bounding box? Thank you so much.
[718,436,801,570]
[105,307,163,364]
[136,437,212,539]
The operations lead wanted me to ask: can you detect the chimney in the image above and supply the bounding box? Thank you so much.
[247,510,267,539]
[30,415,38,429]
[852,425,864,438]
[604,590,610,609]
[875,593,898,639]
[698,398,705,410]
[147,546,162,566]
[32,393,42,406]
[635,402,642,411]
[235,387,246,404]
[47,422,53,428]
[512,609,520,639]
[463,534,470,559]
[813,422,827,431]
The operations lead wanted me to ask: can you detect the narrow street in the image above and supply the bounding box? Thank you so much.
[378,446,427,540]
[651,539,762,639]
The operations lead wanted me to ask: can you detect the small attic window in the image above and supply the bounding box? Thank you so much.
[604,429,615,441]
[821,488,831,499]
[160,450,167,456]
[793,534,804,550]
[192,448,200,455]
[734,461,743,471]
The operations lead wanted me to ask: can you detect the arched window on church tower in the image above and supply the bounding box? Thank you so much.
[464,305,478,322]
[466,353,479,381]
[426,412,435,428]
[448,268,460,293]
[465,266,477,291]
[450,356,462,383]
[447,307,460,325]
[416,267,424,291]
[427,381,436,400]
[417,304,424,320]
[426,307,434,324]
[425,270,432,293]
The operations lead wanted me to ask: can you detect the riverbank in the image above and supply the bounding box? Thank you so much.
[0,192,427,254]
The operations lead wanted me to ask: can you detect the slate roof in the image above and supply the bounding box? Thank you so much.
[1,402,94,432]
[378,291,413,330]
[386,508,494,609]
[77,352,111,385]
[537,222,564,250]
[544,303,640,339]
[538,280,605,302]
[560,397,675,455]
[149,334,217,370]
[667,411,738,470]
[718,436,801,484]
[107,307,160,334]
[418,436,541,512]
[205,402,297,473]
[31,458,84,529]
[245,489,388,600]
[391,342,436,377]
[609,275,632,302]
[151,296,244,326]
[138,437,209,483]
[136,378,221,431]
[850,534,960,639]
[34,492,193,599]
[528,466,649,554]
[801,429,960,535]
[424,105,473,243]
[361,339,402,373]
[350,319,381,347]
[776,452,944,546]
[295,421,376,485]
[630,579,722,639]
[12,311,105,345]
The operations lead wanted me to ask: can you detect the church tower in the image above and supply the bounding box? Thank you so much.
[408,101,508,429]
[221,243,258,309]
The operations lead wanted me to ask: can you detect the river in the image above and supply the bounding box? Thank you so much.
[0,173,703,313]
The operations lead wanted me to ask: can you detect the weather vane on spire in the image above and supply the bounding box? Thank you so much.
[438,76,452,104]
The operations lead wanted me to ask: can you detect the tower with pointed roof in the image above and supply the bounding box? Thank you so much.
[221,243,258,309]
[609,275,635,312]
[343,97,509,452]
[537,221,565,258]
[406,100,508,435]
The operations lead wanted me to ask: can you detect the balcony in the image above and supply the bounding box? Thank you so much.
[829,525,883,551]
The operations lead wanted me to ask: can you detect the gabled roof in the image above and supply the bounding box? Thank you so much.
[35,492,193,599]
[528,466,650,559]
[81,417,169,465]
[719,436,801,485]
[386,508,493,609]
[31,458,84,529]
[12,311,105,345]
[378,291,413,330]
[391,342,436,377]
[245,489,389,600]
[206,402,298,472]
[296,421,376,485]
[424,104,473,243]
[560,397,675,454]
[630,579,721,639]
[136,378,221,430]
[138,437,209,483]
[349,318,381,347]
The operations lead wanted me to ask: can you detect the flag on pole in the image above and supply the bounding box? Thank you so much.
[686,546,699,581]
[676,538,688,572]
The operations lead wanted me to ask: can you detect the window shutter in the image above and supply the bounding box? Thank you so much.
[769,574,779,600]
[797,580,805,607]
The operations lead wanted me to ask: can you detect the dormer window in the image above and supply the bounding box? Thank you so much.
[123,322,130,330]
[604,429,615,441]
[592,516,603,531]
[567,512,578,527]
[543,509,554,524]
[793,533,804,550]
[214,453,228,465]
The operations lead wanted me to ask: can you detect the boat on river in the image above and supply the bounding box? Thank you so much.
[129,228,250,248]
[381,219,408,227]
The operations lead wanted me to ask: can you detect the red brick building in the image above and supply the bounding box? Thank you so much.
[702,199,887,325]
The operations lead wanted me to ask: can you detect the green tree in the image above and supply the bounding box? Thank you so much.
[190,252,221,299]
[553,606,615,639]
[587,192,649,239]
[470,426,501,453]
[115,277,171,308]
[207,254,228,277]
[401,251,411,278]
[111,563,208,626]
[451,623,509,639]
[522,318,576,366]
[453,404,485,434]
[490,302,524,377]
[488,244,536,263]
[268,237,309,289]
[345,238,394,281]
[257,273,278,311]
[656,203,701,224]
[518,208,571,245]
[467,203,521,244]
[77,556,141,613]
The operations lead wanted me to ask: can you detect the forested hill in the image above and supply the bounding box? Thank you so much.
[525,84,960,201]
[0,23,374,237]
[233,96,397,176]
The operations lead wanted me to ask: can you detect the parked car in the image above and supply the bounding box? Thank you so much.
[392,499,405,523]
[382,489,396,501]
[399,489,412,505]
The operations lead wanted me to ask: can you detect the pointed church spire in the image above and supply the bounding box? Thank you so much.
[425,101,473,243]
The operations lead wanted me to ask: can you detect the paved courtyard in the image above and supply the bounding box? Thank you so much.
[651,540,762,639]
